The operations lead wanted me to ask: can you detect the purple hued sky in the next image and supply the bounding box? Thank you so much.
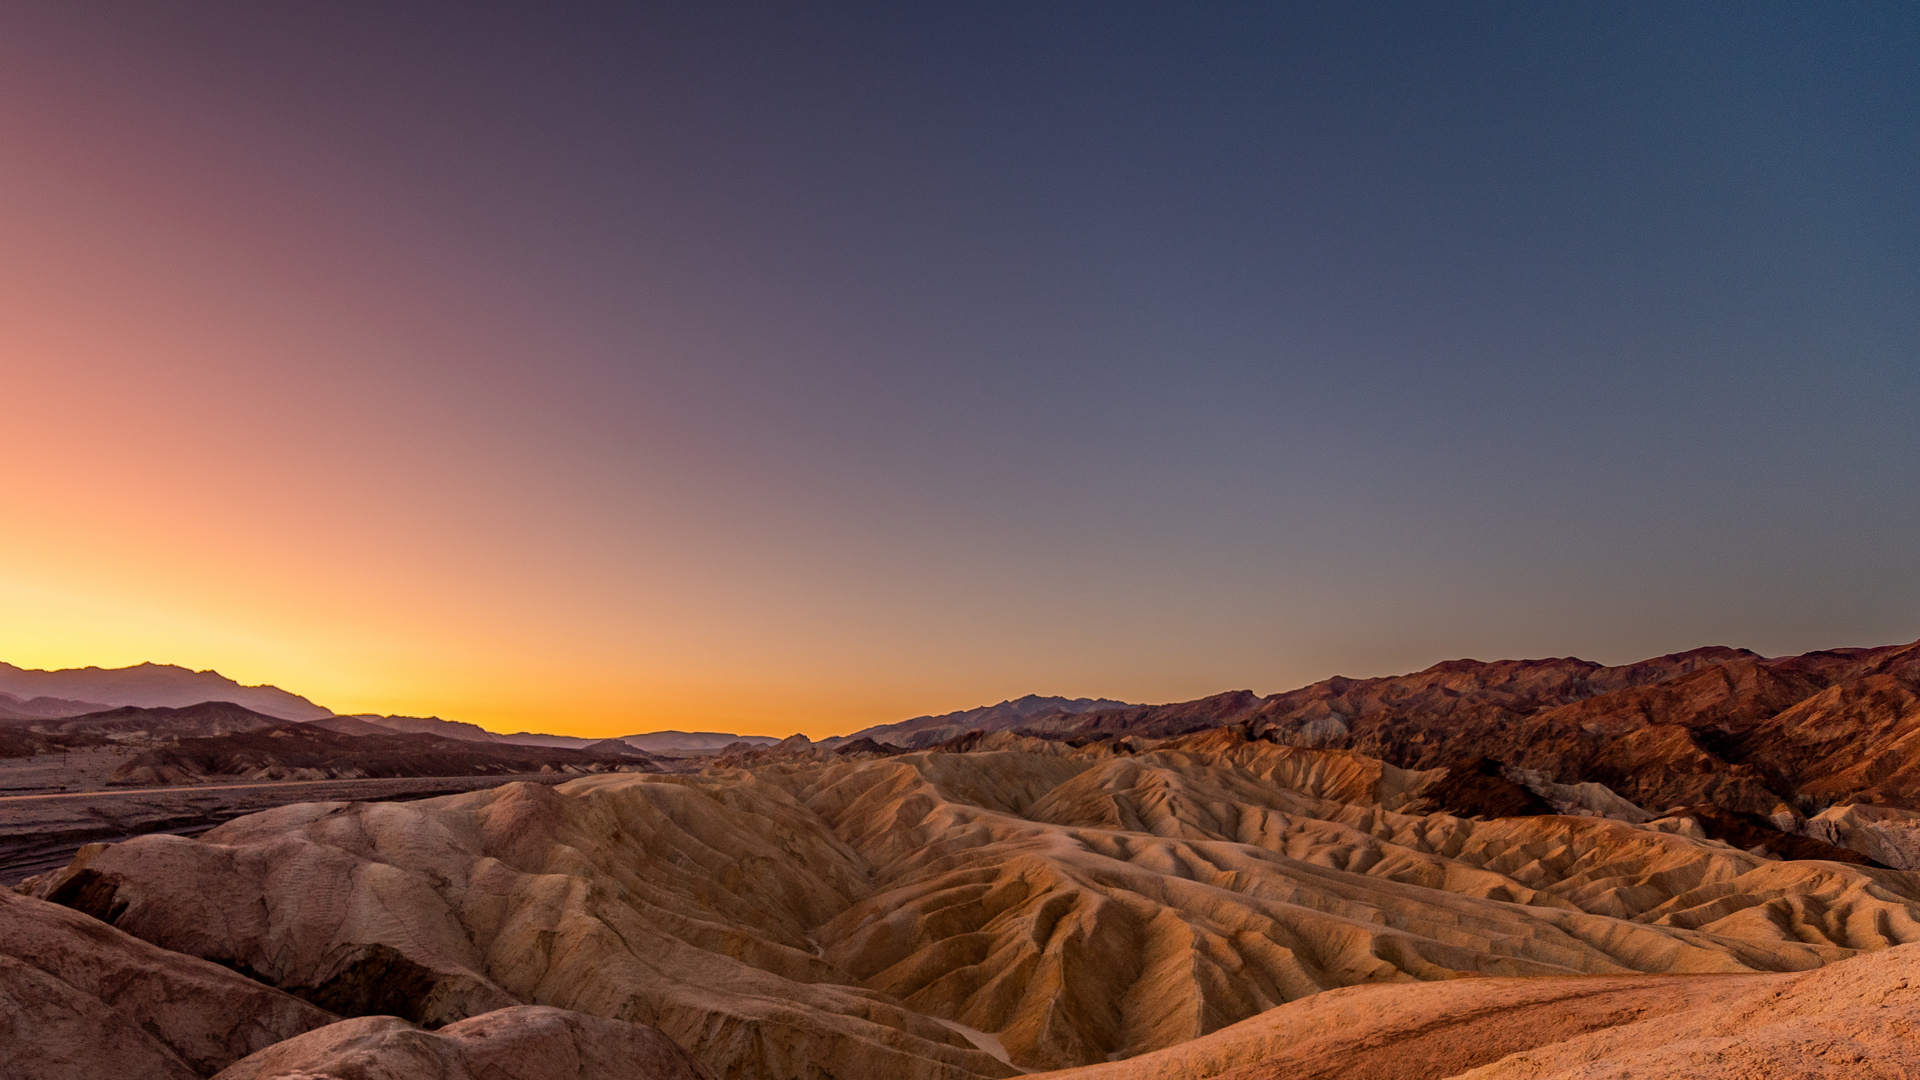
[2,3,1915,736]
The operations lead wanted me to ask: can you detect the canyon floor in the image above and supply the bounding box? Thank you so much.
[12,730,1920,1079]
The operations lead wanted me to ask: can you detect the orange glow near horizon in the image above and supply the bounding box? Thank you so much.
[0,62,887,739]
[7,8,1911,742]
[0,561,994,740]
[0,58,1249,740]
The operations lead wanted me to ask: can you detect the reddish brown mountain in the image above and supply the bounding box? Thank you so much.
[913,640,1920,866]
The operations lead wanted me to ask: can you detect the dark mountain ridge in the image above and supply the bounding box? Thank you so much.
[2,701,289,743]
[0,663,331,721]
[0,702,660,786]
[111,722,659,786]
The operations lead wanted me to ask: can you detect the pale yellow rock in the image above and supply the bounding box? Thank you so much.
[1028,943,1920,1080]
[1024,971,1769,1080]
[1455,942,1920,1080]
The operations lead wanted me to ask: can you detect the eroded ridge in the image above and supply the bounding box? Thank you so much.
[25,733,1920,1078]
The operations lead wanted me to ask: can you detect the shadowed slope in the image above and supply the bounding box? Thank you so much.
[788,741,1920,1068]
[0,888,332,1079]
[30,776,1014,1080]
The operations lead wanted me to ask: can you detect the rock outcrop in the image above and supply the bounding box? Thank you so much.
[921,640,1920,866]
[0,887,332,1079]
[210,1005,712,1080]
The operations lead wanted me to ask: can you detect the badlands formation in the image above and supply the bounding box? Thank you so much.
[8,640,1920,1078]
[9,731,1920,1078]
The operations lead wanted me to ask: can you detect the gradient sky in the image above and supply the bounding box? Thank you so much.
[2,3,1915,738]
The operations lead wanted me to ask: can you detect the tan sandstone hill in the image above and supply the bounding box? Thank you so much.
[209,1005,712,1080]
[1034,940,1920,1080]
[27,735,1920,1078]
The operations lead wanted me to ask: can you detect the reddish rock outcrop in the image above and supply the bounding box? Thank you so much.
[0,888,331,1079]
[1019,640,1920,864]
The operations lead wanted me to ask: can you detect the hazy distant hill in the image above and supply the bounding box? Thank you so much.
[836,694,1135,748]
[345,721,788,755]
[344,713,613,749]
[0,662,331,721]
[0,692,109,722]
[0,661,795,754]
[110,722,658,786]
[9,701,289,743]
[343,722,789,755]
[618,730,782,753]
[346,713,511,743]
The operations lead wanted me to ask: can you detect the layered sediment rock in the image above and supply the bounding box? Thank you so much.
[1031,940,1920,1080]
[29,736,1920,1078]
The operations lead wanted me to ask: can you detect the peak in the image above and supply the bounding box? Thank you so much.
[1422,658,1491,672]
[1649,645,1760,662]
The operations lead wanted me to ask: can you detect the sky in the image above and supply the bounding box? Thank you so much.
[1,2,1915,738]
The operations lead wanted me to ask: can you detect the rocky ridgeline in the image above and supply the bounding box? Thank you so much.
[853,640,1920,870]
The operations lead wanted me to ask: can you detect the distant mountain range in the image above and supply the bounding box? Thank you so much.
[0,662,329,721]
[12,640,1920,867]
[620,730,783,752]
[0,692,110,722]
[20,637,1920,849]
[830,694,1134,748]
[0,663,785,752]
